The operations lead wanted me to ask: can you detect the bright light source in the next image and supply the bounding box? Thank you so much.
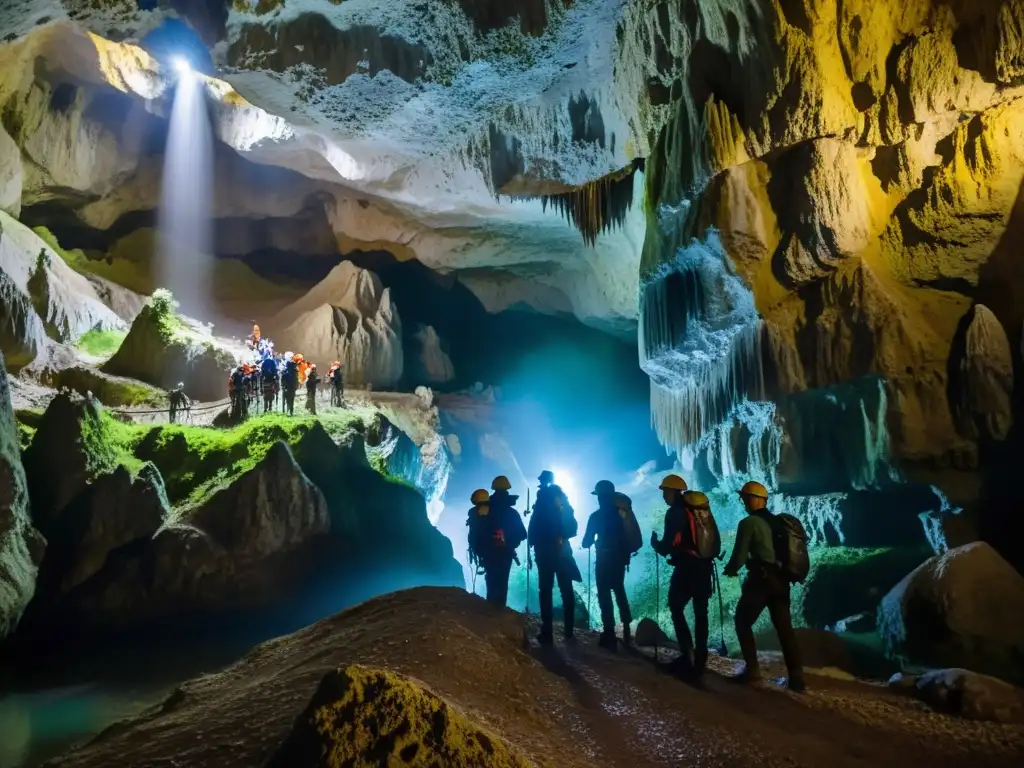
[171,56,192,76]
[551,467,585,540]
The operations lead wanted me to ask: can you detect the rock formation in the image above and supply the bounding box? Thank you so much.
[413,324,455,385]
[0,211,122,371]
[893,668,1024,725]
[267,665,531,768]
[954,304,1014,443]
[102,296,239,401]
[878,542,1024,685]
[0,351,45,640]
[271,261,403,388]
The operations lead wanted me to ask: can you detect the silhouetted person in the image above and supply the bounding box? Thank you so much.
[305,363,320,415]
[228,365,247,421]
[582,480,633,651]
[651,475,721,680]
[281,356,299,416]
[529,469,581,645]
[724,481,805,692]
[329,361,345,407]
[470,476,527,608]
[168,382,190,424]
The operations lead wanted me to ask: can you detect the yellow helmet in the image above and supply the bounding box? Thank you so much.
[470,488,490,504]
[491,475,512,491]
[739,480,769,499]
[682,490,710,509]
[658,474,688,491]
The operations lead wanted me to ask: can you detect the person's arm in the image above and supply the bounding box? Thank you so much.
[651,510,673,556]
[510,508,528,548]
[723,519,752,577]
[581,514,596,549]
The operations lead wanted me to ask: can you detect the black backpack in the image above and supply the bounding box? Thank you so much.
[767,512,810,583]
[613,493,643,555]
[682,490,721,560]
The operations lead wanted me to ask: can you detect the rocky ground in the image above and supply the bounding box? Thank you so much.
[44,587,1024,768]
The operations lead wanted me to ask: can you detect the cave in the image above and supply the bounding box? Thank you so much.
[2,3,1024,766]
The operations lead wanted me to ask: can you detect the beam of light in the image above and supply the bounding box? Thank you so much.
[549,466,585,542]
[171,56,192,76]
[157,57,213,319]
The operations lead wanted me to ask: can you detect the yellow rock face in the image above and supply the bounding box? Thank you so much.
[634,0,1024,467]
[267,664,533,768]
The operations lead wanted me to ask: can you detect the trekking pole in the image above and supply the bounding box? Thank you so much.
[714,561,728,656]
[654,551,660,663]
[587,546,592,631]
[525,488,531,615]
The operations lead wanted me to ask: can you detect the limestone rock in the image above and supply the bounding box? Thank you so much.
[271,262,403,389]
[267,665,532,768]
[55,463,169,593]
[0,351,45,640]
[878,542,1024,685]
[0,211,122,371]
[0,123,21,216]
[634,617,671,648]
[189,441,330,562]
[102,302,238,402]
[955,305,1014,442]
[21,393,114,538]
[412,324,455,385]
[753,628,856,676]
[83,274,147,324]
[911,668,1024,724]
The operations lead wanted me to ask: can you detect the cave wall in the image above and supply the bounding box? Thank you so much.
[624,0,1024,496]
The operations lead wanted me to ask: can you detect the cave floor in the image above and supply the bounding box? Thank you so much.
[46,588,1023,768]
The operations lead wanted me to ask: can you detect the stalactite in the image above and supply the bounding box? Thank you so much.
[539,161,641,246]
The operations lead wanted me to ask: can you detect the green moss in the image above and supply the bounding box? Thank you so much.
[14,409,40,452]
[75,328,128,358]
[131,410,369,510]
[48,366,166,408]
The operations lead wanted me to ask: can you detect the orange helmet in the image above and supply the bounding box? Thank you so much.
[293,353,304,362]
[332,361,341,368]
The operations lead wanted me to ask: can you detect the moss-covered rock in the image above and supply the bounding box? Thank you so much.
[267,665,532,768]
[101,298,237,402]
[44,365,166,407]
[0,351,46,640]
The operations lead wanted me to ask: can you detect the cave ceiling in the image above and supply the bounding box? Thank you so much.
[0,0,648,333]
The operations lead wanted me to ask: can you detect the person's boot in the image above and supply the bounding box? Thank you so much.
[537,629,554,647]
[622,621,632,647]
[693,649,708,677]
[730,662,763,685]
[787,675,806,693]
[598,631,618,652]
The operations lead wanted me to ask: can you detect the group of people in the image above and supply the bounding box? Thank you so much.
[226,325,346,420]
[466,471,806,692]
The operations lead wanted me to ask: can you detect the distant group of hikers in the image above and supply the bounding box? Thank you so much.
[467,471,807,692]
[228,325,346,421]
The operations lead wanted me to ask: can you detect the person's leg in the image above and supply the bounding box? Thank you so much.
[595,560,615,639]
[734,571,770,679]
[538,565,555,640]
[668,568,695,667]
[555,564,575,637]
[611,563,631,637]
[692,594,710,673]
[766,571,804,688]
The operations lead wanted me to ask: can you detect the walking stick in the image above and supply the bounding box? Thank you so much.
[587,546,592,631]
[654,551,660,663]
[525,487,531,616]
[714,561,728,657]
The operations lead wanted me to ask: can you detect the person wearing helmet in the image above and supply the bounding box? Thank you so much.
[281,354,299,415]
[471,476,527,608]
[466,488,492,576]
[168,381,190,424]
[581,479,633,651]
[650,473,713,679]
[723,481,805,693]
[305,363,320,415]
[228,364,247,421]
[528,470,581,645]
[328,360,345,407]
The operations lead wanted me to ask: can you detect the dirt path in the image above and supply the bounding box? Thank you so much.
[528,627,1023,768]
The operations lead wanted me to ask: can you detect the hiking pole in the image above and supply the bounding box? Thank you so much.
[654,550,660,663]
[525,488,531,616]
[714,561,728,656]
[587,546,592,631]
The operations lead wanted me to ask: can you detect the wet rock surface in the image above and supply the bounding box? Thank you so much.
[892,668,1024,725]
[878,542,1024,685]
[43,588,1024,768]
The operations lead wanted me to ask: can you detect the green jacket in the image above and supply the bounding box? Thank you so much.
[724,511,776,574]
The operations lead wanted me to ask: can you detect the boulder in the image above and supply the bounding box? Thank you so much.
[21,393,117,538]
[878,542,1024,685]
[82,274,147,324]
[0,212,121,371]
[267,665,532,768]
[56,463,169,593]
[0,351,46,640]
[893,668,1024,725]
[955,305,1014,442]
[102,301,239,402]
[753,627,856,676]
[0,123,21,217]
[412,324,455,384]
[634,617,671,648]
[270,261,403,388]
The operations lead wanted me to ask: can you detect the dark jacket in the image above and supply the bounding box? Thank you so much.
[306,372,320,393]
[582,501,628,565]
[528,484,577,568]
